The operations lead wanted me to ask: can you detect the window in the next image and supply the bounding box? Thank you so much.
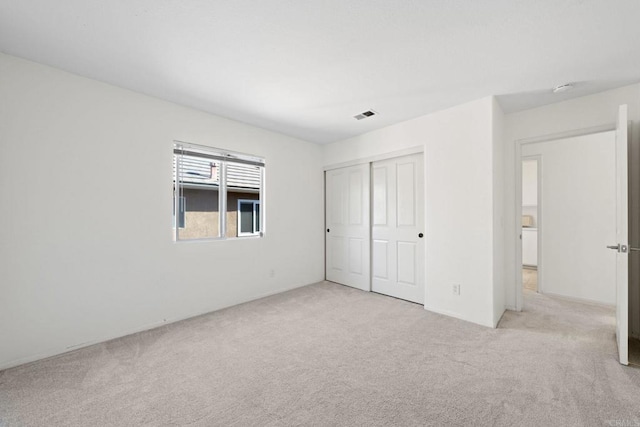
[238,200,260,236]
[173,196,186,228]
[173,142,264,240]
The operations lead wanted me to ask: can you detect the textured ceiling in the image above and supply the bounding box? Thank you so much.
[1,0,639,144]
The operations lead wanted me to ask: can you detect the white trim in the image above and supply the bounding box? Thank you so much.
[323,145,423,171]
[260,166,266,236]
[541,291,616,309]
[423,304,495,328]
[536,156,543,295]
[220,161,227,237]
[514,142,523,311]
[521,155,542,295]
[513,125,617,311]
[173,139,265,166]
[517,124,615,146]
[173,151,182,241]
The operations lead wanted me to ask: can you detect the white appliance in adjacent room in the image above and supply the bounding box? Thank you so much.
[522,159,538,268]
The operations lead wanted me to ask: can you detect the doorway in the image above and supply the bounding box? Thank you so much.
[514,106,630,366]
[519,131,617,306]
[521,157,540,294]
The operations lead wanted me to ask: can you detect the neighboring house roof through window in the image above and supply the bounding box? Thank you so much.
[174,154,261,192]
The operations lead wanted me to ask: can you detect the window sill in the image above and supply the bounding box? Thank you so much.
[173,234,263,243]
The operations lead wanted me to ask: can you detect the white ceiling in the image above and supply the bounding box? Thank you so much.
[1,0,640,144]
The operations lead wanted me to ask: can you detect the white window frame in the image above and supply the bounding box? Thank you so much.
[237,199,261,237]
[173,141,265,241]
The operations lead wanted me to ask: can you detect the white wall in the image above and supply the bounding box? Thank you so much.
[503,85,640,334]
[324,96,503,328]
[522,132,617,304]
[0,53,325,369]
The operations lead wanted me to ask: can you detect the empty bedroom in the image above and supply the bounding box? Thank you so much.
[1,1,640,425]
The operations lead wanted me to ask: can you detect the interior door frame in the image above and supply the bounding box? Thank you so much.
[513,124,616,311]
[615,104,629,365]
[521,154,543,294]
[324,145,425,299]
[323,146,424,173]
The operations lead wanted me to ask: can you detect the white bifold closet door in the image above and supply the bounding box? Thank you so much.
[325,164,370,291]
[371,153,425,304]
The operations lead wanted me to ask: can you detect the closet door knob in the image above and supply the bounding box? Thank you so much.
[418,233,424,238]
[327,229,330,232]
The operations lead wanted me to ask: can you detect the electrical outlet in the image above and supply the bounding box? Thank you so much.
[452,284,461,296]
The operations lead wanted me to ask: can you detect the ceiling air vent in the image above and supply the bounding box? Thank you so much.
[354,110,377,120]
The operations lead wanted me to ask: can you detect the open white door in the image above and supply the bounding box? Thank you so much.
[325,164,370,291]
[613,104,629,365]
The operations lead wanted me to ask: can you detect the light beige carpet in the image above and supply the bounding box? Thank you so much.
[522,267,537,292]
[1,281,639,426]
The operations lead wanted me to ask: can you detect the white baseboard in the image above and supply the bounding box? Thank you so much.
[541,291,615,308]
[423,305,494,328]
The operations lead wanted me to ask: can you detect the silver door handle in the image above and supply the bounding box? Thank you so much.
[607,244,620,250]
[631,247,640,252]
[607,244,628,253]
